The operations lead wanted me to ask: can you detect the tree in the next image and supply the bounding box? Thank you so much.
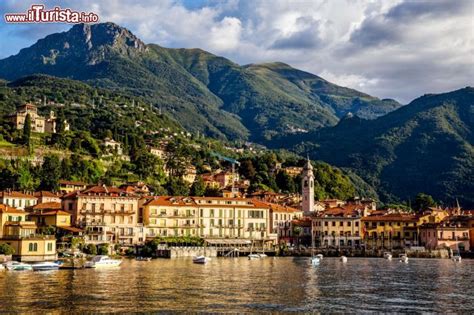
[97,243,109,255]
[23,113,32,150]
[40,155,61,190]
[413,193,436,213]
[55,108,66,134]
[0,243,15,255]
[239,159,256,179]
[84,243,97,255]
[133,152,159,179]
[190,176,206,196]
[166,177,190,196]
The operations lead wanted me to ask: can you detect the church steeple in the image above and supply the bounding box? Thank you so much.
[302,157,315,214]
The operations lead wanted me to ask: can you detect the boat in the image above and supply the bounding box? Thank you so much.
[4,261,33,271]
[31,261,60,271]
[310,224,321,266]
[84,255,122,268]
[383,252,393,260]
[248,240,260,260]
[399,254,409,263]
[258,253,267,258]
[340,256,348,263]
[192,255,210,264]
[452,224,462,262]
[135,256,152,261]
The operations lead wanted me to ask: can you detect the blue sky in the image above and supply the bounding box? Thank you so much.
[1,0,473,103]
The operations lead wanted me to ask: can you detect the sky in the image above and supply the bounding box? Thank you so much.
[0,0,473,104]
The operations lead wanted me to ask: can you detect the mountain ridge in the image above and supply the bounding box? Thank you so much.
[0,22,402,142]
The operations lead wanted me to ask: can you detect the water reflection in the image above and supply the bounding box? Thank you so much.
[0,258,473,312]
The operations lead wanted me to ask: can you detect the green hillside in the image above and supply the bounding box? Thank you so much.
[274,88,474,206]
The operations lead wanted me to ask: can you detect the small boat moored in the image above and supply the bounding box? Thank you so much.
[4,261,33,271]
[316,254,323,260]
[192,255,210,264]
[452,255,462,262]
[340,256,348,263]
[85,255,122,268]
[399,254,409,263]
[135,257,152,261]
[248,254,260,260]
[310,257,321,266]
[384,252,393,260]
[32,261,60,271]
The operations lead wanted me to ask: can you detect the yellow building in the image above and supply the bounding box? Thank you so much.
[0,204,56,262]
[362,212,419,250]
[313,205,368,248]
[59,180,87,193]
[143,196,270,241]
[28,203,72,228]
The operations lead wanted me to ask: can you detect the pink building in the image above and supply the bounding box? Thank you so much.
[420,220,470,251]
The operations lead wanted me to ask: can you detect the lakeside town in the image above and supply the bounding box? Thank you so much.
[0,154,472,264]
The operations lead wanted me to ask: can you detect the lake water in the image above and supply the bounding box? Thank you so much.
[0,257,473,313]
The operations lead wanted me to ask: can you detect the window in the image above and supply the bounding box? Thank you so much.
[348,221,352,227]
[324,222,328,227]
[355,222,359,227]
[29,243,38,252]
[332,221,336,227]
[339,222,343,227]
[47,243,53,251]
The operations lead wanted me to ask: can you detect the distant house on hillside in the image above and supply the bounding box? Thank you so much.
[8,103,69,133]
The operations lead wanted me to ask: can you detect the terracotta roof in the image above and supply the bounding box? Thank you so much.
[0,191,37,199]
[31,202,62,210]
[58,226,83,233]
[253,201,300,213]
[321,204,365,217]
[34,191,61,198]
[63,185,139,199]
[0,204,25,214]
[362,213,417,222]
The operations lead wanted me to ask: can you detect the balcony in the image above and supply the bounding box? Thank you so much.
[2,234,56,240]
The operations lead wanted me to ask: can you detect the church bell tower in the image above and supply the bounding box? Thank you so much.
[302,158,315,214]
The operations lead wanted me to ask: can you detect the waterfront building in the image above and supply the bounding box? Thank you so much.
[143,196,271,241]
[0,204,56,262]
[419,216,471,251]
[27,202,72,228]
[312,204,368,248]
[301,158,315,214]
[62,185,144,246]
[0,191,37,210]
[362,212,419,250]
[257,202,303,242]
[58,180,87,193]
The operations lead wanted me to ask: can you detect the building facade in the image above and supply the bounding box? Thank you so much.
[301,159,315,214]
[62,186,144,246]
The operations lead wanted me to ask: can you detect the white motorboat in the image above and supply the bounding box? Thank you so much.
[258,253,267,258]
[310,257,321,266]
[32,261,60,271]
[4,261,33,271]
[340,256,348,263]
[248,254,260,260]
[192,255,210,264]
[383,252,393,260]
[85,255,122,268]
[452,255,462,262]
[399,254,409,263]
[316,254,323,260]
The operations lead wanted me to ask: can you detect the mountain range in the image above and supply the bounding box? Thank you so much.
[0,22,472,206]
[271,87,474,206]
[0,22,401,142]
